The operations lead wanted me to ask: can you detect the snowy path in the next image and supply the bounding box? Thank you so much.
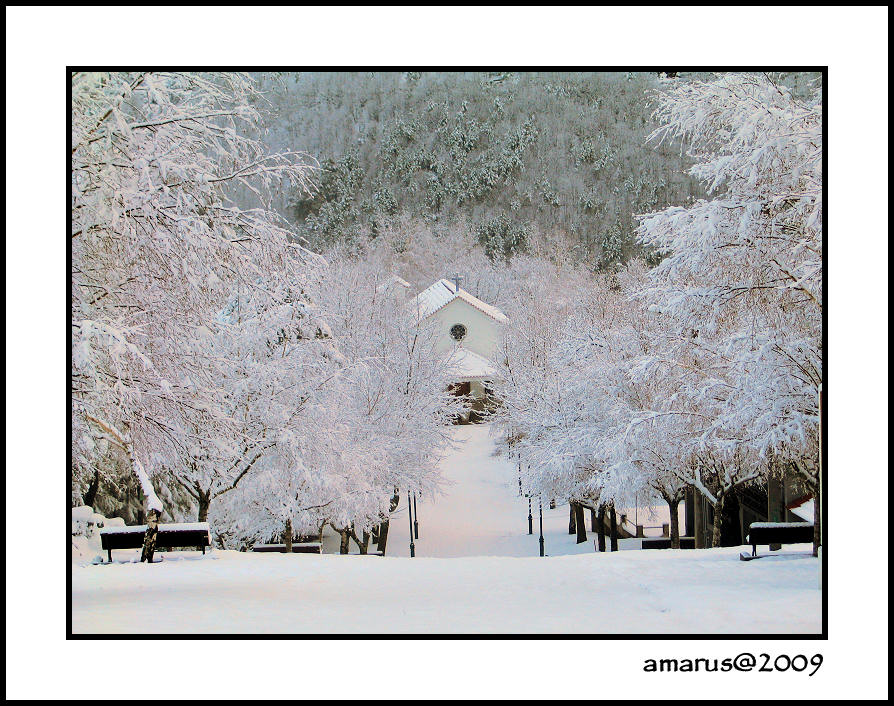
[333,423,668,558]
[370,423,543,558]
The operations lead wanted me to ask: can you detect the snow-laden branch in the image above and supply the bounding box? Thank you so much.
[82,413,163,513]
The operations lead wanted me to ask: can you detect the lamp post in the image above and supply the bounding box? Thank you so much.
[539,495,545,557]
[413,492,419,540]
[528,496,533,535]
[408,490,415,558]
[816,383,823,559]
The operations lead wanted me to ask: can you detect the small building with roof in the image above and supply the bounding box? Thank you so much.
[412,277,507,414]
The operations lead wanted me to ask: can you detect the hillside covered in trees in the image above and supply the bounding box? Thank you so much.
[253,71,819,268]
[249,71,699,266]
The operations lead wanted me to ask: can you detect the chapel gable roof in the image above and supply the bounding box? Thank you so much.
[413,279,508,324]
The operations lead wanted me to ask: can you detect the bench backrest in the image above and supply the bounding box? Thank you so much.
[100,524,211,550]
[748,523,814,545]
[251,542,322,553]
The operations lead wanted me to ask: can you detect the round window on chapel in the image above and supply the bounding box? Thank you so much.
[450,323,467,341]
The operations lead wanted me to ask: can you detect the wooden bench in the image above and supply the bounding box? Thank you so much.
[641,536,695,550]
[251,542,322,554]
[99,522,211,562]
[743,522,814,560]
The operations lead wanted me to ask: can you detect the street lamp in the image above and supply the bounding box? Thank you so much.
[408,489,415,558]
[413,492,419,540]
[528,495,533,535]
[539,495,545,557]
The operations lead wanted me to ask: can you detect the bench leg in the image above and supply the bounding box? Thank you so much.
[752,544,757,557]
[108,549,112,563]
[201,546,205,555]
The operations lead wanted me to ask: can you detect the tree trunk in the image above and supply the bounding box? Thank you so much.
[347,525,370,555]
[339,529,350,555]
[376,490,401,555]
[359,530,370,555]
[813,487,821,558]
[568,502,576,534]
[83,469,100,508]
[768,473,785,550]
[377,520,390,554]
[574,503,587,544]
[609,505,618,552]
[711,495,725,548]
[597,504,606,552]
[197,491,211,523]
[590,507,598,532]
[815,385,823,558]
[684,486,695,537]
[693,490,706,548]
[282,518,293,553]
[140,508,161,563]
[668,498,680,549]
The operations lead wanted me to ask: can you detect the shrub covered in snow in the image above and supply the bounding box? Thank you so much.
[71,506,125,564]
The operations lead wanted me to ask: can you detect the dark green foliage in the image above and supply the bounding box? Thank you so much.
[474,214,529,261]
[598,222,626,271]
[250,72,815,266]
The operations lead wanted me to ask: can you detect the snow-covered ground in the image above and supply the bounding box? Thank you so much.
[72,424,821,634]
[71,547,820,634]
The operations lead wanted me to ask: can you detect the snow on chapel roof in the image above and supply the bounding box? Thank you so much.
[445,347,500,380]
[413,279,508,323]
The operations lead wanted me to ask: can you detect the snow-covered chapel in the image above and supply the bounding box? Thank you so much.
[413,277,507,411]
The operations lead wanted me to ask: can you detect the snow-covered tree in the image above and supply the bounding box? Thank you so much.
[310,255,463,552]
[497,256,773,549]
[496,264,626,514]
[71,72,323,555]
[157,278,343,534]
[636,72,822,551]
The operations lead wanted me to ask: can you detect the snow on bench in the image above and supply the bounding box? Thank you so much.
[100,522,211,534]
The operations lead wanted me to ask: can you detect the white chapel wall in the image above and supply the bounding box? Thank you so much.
[426,297,503,360]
